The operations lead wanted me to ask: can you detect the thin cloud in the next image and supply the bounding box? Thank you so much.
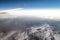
[0,8,60,20]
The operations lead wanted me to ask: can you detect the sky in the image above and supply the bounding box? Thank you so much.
[0,0,60,10]
[0,0,60,20]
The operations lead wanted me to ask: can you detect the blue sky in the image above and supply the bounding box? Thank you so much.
[0,0,60,20]
[0,0,60,10]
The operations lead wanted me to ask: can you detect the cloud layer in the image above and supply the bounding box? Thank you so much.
[0,8,60,20]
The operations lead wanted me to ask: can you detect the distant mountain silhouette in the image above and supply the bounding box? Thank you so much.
[0,12,8,14]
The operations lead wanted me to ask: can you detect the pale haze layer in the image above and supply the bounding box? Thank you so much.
[0,8,60,20]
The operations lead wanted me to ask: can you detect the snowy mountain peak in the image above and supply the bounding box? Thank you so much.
[27,24,55,40]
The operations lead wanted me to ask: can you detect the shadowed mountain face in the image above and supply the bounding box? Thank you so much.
[0,16,60,40]
[0,17,60,30]
[0,16,60,32]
